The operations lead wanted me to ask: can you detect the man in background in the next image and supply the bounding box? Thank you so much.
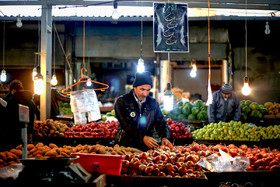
[208,83,241,123]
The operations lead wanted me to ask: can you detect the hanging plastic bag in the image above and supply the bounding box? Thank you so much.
[70,89,101,125]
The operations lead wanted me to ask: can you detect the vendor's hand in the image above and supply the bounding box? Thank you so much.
[161,137,172,146]
[143,136,159,149]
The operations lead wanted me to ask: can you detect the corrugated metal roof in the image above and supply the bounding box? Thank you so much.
[0,5,279,22]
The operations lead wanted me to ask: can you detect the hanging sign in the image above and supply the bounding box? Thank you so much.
[153,3,189,53]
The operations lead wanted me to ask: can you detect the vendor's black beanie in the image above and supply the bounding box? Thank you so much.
[133,71,153,88]
[221,83,232,94]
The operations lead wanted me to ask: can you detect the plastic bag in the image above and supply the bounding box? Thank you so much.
[0,163,23,180]
[70,89,101,125]
[197,149,250,172]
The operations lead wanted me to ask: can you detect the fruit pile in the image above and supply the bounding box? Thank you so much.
[121,143,280,178]
[121,143,204,178]
[0,149,21,168]
[162,99,208,121]
[166,118,192,139]
[1,142,280,175]
[240,100,268,121]
[0,143,142,168]
[192,121,280,141]
[101,109,116,121]
[34,119,70,138]
[264,102,280,115]
[64,121,118,139]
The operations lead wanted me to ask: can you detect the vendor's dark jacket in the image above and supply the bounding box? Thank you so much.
[1,90,35,151]
[51,88,70,119]
[207,90,241,123]
[114,90,170,151]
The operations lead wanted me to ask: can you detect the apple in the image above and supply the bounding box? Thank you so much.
[139,152,148,160]
[138,164,147,172]
[158,172,166,177]
[165,163,174,172]
[145,166,154,174]
[178,167,187,175]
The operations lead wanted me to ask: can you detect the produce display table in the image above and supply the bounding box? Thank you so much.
[195,139,280,150]
[263,115,280,126]
[100,106,114,113]
[32,137,115,147]
[179,119,208,131]
[206,171,280,187]
[170,138,194,145]
[106,175,208,187]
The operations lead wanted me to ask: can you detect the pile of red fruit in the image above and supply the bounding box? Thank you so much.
[167,118,192,139]
[121,142,280,178]
[121,144,204,178]
[64,121,118,138]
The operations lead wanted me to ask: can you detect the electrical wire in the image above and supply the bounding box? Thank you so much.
[53,23,55,75]
[140,15,143,58]
[2,21,5,69]
[53,23,75,81]
[206,0,213,106]
[208,0,211,80]
[83,17,86,67]
[245,0,248,77]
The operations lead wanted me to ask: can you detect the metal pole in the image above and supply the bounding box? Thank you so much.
[40,0,52,120]
[21,124,28,159]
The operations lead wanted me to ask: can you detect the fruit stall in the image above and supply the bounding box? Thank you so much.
[1,98,280,186]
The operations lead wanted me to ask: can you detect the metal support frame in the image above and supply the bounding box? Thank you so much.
[40,0,52,120]
[0,1,279,10]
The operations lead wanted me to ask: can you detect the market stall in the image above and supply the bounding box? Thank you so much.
[0,0,280,186]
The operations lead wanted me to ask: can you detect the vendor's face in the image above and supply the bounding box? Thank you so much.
[134,85,151,101]
[222,93,231,99]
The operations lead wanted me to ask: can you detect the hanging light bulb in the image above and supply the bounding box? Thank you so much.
[16,15,23,28]
[163,83,174,111]
[264,21,270,35]
[1,69,7,82]
[112,0,120,20]
[137,57,145,73]
[242,77,251,96]
[86,78,92,87]
[190,63,197,78]
[51,74,58,86]
[34,73,44,95]
[32,67,37,81]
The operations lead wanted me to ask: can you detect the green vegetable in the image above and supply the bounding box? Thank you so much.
[249,102,259,110]
[245,100,252,106]
[242,106,251,114]
[193,99,203,108]
[200,104,207,112]
[177,114,186,120]
[183,102,192,109]
[182,105,191,115]
[197,111,208,120]
[191,106,200,115]
[259,107,268,115]
[187,114,196,120]
[171,107,182,116]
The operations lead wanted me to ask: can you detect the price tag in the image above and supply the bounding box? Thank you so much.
[18,104,29,123]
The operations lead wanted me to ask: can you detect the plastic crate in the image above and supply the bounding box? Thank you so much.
[71,153,123,176]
